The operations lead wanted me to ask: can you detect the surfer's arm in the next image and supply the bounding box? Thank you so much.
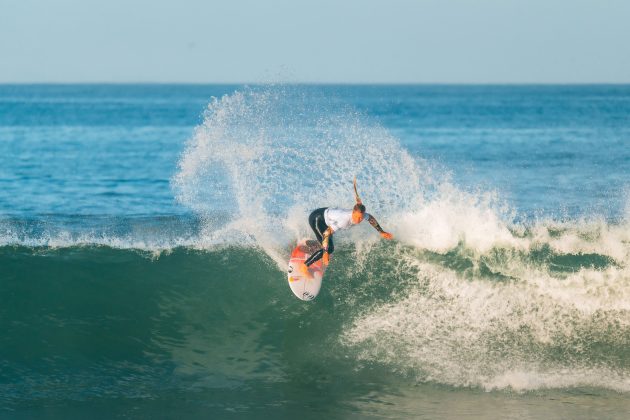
[321,227,333,251]
[367,215,394,239]
[321,227,333,265]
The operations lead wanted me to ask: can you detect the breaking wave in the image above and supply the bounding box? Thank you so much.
[2,85,629,395]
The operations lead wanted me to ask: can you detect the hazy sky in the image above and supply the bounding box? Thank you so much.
[1,0,629,83]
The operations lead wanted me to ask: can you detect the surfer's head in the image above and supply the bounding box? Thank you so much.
[352,203,366,223]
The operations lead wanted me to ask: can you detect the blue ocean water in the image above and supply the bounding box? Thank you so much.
[1,85,629,219]
[1,85,630,418]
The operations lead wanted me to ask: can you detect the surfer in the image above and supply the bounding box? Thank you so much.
[299,178,393,277]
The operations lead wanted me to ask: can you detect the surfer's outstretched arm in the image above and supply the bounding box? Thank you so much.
[367,215,393,239]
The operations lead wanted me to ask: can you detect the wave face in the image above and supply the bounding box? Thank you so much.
[2,85,630,416]
[1,233,629,410]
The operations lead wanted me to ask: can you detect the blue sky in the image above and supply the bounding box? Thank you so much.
[1,0,629,83]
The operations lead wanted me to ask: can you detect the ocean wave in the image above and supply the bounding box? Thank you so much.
[3,85,629,394]
[2,239,630,394]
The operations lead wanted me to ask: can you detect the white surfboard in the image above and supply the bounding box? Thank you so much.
[287,239,327,301]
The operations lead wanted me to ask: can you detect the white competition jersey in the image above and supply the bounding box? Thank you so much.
[324,208,370,232]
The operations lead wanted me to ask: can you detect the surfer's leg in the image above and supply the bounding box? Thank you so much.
[304,213,326,266]
[304,248,323,267]
[304,232,333,266]
[308,208,327,243]
[305,209,329,267]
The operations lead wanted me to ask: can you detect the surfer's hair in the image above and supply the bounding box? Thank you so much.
[353,203,366,213]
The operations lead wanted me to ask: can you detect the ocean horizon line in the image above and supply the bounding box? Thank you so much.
[2,81,630,87]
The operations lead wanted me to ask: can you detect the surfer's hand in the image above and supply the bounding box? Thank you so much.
[323,251,330,265]
[381,232,394,240]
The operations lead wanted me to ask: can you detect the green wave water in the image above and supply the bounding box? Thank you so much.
[2,229,629,417]
[1,244,408,417]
